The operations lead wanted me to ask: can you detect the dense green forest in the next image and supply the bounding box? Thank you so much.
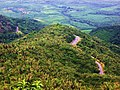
[0,24,120,89]
[90,25,120,45]
[0,15,45,43]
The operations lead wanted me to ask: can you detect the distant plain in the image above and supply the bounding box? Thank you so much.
[0,0,120,31]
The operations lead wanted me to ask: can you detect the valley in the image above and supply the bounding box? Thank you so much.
[0,0,120,30]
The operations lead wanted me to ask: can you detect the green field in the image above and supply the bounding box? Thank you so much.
[0,0,120,30]
[81,30,92,34]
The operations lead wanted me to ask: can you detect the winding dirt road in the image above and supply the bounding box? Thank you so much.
[95,61,104,75]
[70,35,82,46]
[71,36,104,75]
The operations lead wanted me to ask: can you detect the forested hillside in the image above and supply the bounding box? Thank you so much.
[0,24,120,89]
[0,15,45,43]
[90,25,120,45]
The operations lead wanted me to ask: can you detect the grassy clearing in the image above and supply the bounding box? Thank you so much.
[81,30,92,34]
[70,20,95,30]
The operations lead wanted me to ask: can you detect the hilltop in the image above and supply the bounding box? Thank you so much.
[0,24,120,89]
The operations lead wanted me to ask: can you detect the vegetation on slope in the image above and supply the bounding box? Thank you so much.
[0,24,120,89]
[90,25,120,45]
[0,15,45,43]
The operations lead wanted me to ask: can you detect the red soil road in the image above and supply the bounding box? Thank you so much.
[70,35,82,46]
[95,61,104,75]
[91,56,104,75]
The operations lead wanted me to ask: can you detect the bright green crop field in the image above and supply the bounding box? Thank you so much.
[0,0,120,31]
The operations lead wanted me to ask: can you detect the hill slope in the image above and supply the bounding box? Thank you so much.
[90,25,120,45]
[0,24,120,89]
[0,15,45,43]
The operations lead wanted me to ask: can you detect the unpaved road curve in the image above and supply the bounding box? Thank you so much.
[95,61,104,75]
[70,35,82,46]
[91,56,104,75]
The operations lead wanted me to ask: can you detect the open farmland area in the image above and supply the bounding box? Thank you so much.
[0,0,120,30]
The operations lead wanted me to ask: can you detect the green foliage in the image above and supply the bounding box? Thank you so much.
[0,15,45,43]
[12,79,43,90]
[0,24,120,89]
[90,25,120,45]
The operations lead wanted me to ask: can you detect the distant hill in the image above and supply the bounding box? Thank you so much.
[0,15,45,43]
[90,25,120,45]
[0,24,120,89]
